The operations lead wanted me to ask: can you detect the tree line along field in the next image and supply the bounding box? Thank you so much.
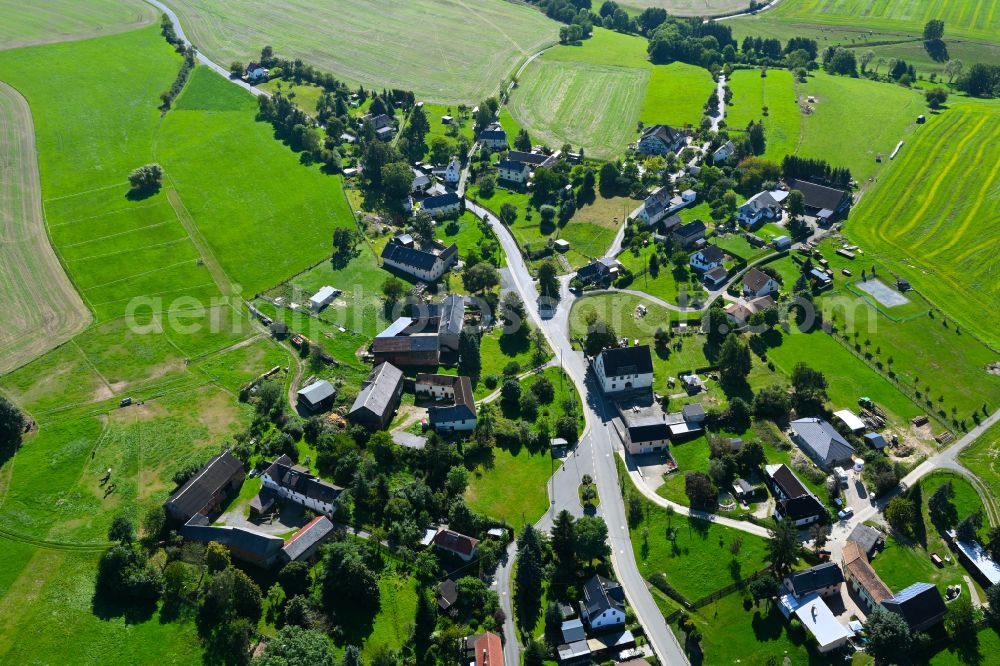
[847,99,1000,349]
[0,81,90,373]
[0,0,155,50]
[726,68,924,182]
[507,28,714,158]
[165,0,558,105]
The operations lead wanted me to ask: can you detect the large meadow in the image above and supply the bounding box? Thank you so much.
[165,0,559,104]
[847,99,1000,348]
[727,68,923,182]
[0,25,365,662]
[507,28,715,157]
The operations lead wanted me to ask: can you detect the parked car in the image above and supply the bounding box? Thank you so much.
[838,507,854,520]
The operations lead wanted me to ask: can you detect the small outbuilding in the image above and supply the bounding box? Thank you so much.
[297,380,335,412]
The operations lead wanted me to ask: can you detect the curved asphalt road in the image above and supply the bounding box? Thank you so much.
[469,200,690,665]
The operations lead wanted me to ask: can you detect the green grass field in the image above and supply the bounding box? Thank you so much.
[0,0,155,50]
[166,0,558,104]
[466,367,581,528]
[797,72,924,182]
[759,0,1000,43]
[726,68,800,164]
[0,28,221,322]
[160,66,356,295]
[257,78,326,115]
[640,62,716,129]
[847,100,1000,349]
[508,29,714,157]
[872,471,986,601]
[729,69,923,183]
[958,421,1000,520]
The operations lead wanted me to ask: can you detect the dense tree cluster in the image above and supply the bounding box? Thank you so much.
[781,155,852,188]
[127,163,164,197]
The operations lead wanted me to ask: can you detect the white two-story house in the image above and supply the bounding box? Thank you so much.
[260,455,342,516]
[594,345,653,395]
[689,245,724,272]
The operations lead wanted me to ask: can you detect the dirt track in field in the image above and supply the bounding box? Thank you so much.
[0,81,91,374]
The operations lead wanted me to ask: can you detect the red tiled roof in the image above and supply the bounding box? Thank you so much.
[433,528,479,556]
[474,631,504,666]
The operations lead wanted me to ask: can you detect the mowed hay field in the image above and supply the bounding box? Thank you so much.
[166,0,558,104]
[0,0,155,50]
[848,101,1000,348]
[0,82,90,373]
[762,0,1000,42]
[508,29,714,157]
[508,60,648,159]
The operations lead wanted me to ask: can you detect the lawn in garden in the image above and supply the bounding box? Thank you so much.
[621,459,771,600]
[257,78,326,114]
[871,471,987,599]
[466,368,581,528]
[165,0,559,104]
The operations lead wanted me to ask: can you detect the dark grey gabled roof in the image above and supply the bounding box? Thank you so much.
[785,179,850,211]
[583,575,625,618]
[497,159,529,172]
[674,219,706,237]
[778,494,826,521]
[282,516,335,561]
[350,362,404,420]
[791,418,855,464]
[598,345,653,376]
[438,294,465,337]
[882,582,947,630]
[787,562,844,596]
[167,451,244,518]
[848,524,885,554]
[478,129,507,140]
[264,455,342,505]
[697,245,725,264]
[640,124,684,145]
[382,242,441,271]
[506,150,549,165]
[423,192,461,210]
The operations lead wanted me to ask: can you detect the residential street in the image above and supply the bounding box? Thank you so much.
[469,200,691,665]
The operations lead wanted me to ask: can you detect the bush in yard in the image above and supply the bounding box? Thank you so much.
[556,415,578,443]
[531,376,555,404]
[684,472,716,508]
